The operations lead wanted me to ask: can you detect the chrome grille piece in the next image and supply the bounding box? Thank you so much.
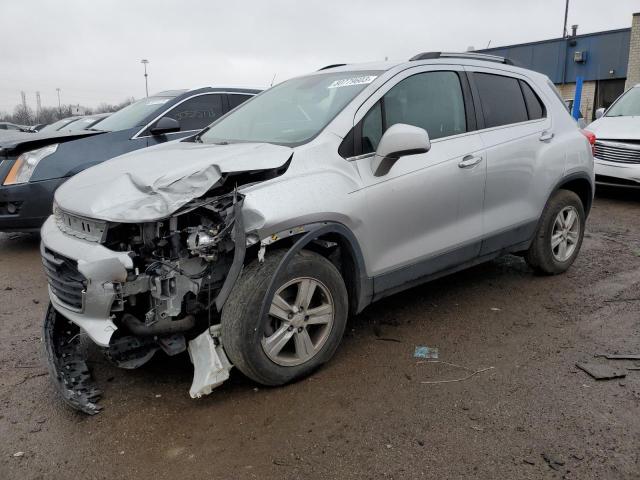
[594,140,640,164]
[41,245,86,311]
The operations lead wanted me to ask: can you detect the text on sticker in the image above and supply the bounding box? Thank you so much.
[328,76,377,89]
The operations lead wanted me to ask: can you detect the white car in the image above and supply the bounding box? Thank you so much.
[588,84,640,188]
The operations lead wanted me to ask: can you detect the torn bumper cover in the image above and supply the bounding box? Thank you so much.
[41,216,130,347]
[43,304,102,415]
[40,195,247,414]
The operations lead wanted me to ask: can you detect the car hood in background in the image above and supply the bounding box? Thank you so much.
[0,129,104,156]
[55,141,292,223]
[587,116,640,141]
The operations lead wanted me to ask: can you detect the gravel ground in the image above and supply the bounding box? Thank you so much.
[1,190,640,480]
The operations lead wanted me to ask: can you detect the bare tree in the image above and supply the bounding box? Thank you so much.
[12,103,34,125]
[0,97,135,125]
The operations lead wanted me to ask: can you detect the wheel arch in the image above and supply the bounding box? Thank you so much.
[554,172,594,215]
[256,222,373,317]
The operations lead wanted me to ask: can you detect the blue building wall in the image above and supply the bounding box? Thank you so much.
[479,28,630,84]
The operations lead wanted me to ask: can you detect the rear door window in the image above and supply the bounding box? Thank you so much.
[474,73,528,128]
[228,94,253,110]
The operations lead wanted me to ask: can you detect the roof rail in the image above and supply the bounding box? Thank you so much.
[318,63,347,71]
[409,51,514,65]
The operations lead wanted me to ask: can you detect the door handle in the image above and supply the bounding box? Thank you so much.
[458,155,483,169]
[539,130,554,142]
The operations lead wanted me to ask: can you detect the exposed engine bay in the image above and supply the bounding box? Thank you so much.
[42,162,290,414]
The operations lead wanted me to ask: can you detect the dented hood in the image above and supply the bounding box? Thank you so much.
[55,141,292,222]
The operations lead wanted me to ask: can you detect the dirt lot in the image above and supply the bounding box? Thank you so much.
[1,190,640,480]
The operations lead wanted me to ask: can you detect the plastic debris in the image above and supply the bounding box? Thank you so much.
[418,361,494,384]
[13,452,24,458]
[414,346,438,359]
[576,362,626,380]
[594,353,640,360]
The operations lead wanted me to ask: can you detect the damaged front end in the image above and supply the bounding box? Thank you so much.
[42,187,250,414]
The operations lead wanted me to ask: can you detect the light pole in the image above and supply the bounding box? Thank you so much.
[562,0,570,37]
[141,59,149,97]
[56,88,61,114]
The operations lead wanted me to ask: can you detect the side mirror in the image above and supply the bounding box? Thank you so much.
[595,108,605,120]
[372,123,431,176]
[150,117,180,135]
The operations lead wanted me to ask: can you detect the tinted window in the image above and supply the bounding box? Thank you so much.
[475,73,528,128]
[163,94,224,131]
[519,80,545,120]
[228,94,252,110]
[359,71,467,155]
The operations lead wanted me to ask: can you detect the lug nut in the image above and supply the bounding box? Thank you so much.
[287,313,294,319]
[297,327,303,333]
[287,326,293,331]
[304,315,309,321]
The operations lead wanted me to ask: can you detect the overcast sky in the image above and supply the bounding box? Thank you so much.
[2,0,638,112]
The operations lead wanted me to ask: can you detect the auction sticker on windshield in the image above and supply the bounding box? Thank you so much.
[328,76,377,89]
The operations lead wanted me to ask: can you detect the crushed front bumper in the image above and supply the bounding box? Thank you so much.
[40,215,133,347]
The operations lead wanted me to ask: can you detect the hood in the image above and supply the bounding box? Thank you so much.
[587,116,640,141]
[55,141,292,222]
[0,129,102,156]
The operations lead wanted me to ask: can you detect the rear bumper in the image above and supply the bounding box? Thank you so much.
[0,177,66,232]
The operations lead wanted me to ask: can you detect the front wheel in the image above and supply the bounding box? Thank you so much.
[221,249,348,386]
[525,189,585,275]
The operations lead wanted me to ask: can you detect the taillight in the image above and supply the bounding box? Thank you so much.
[581,129,596,156]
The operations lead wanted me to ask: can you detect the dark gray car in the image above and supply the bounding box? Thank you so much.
[0,87,260,231]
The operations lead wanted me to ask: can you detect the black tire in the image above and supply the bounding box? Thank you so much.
[221,249,348,386]
[525,189,585,275]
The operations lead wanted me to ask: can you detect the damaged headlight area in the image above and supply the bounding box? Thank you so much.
[44,191,246,414]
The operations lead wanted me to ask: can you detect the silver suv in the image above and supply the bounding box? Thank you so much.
[40,52,594,414]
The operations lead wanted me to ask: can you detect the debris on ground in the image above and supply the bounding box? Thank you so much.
[594,353,640,360]
[417,360,494,384]
[490,307,501,311]
[541,452,565,471]
[13,452,24,458]
[576,362,626,380]
[414,346,438,359]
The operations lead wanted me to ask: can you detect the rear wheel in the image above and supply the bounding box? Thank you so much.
[221,249,348,386]
[525,189,585,274]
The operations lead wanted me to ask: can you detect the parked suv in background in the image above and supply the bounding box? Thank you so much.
[587,84,640,188]
[0,87,259,231]
[40,53,593,414]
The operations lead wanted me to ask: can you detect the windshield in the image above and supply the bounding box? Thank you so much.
[200,70,382,146]
[62,117,100,132]
[606,88,640,117]
[93,96,173,132]
[41,118,76,132]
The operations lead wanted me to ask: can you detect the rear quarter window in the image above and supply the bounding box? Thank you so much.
[519,80,546,120]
